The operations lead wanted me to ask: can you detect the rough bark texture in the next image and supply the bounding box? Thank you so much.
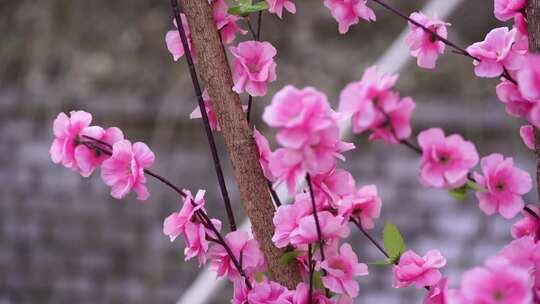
[180,0,302,289]
[528,0,540,198]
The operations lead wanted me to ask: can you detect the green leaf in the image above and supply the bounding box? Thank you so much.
[228,1,268,17]
[466,180,488,192]
[312,271,325,291]
[368,259,392,266]
[280,250,301,265]
[383,222,407,263]
[255,272,265,283]
[448,187,467,201]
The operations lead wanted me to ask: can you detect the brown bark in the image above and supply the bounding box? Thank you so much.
[528,0,540,199]
[180,0,302,289]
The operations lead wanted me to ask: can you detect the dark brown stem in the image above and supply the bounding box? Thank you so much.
[306,174,326,261]
[170,0,237,232]
[268,180,282,207]
[307,244,314,304]
[351,218,390,259]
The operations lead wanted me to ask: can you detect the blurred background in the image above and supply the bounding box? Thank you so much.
[0,0,534,303]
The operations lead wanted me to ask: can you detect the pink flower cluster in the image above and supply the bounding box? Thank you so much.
[50,111,155,201]
[339,65,416,145]
[266,0,296,19]
[231,40,278,97]
[392,249,447,289]
[263,85,354,194]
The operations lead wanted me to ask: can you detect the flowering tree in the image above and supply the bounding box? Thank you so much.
[49,0,540,302]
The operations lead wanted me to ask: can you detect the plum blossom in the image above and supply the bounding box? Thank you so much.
[339,65,399,134]
[517,54,540,102]
[424,277,449,304]
[405,12,450,69]
[163,189,206,242]
[247,281,292,304]
[496,80,540,126]
[339,184,382,230]
[367,93,416,144]
[311,168,356,207]
[512,204,540,239]
[497,236,540,270]
[393,249,447,288]
[212,0,246,44]
[264,86,354,194]
[50,111,92,173]
[231,41,277,97]
[494,0,527,22]
[520,125,535,150]
[473,153,532,219]
[320,243,369,298]
[183,219,222,267]
[100,140,155,200]
[190,90,220,131]
[466,27,523,78]
[291,211,350,245]
[165,15,194,61]
[232,280,250,304]
[417,128,479,189]
[208,230,265,280]
[266,0,296,19]
[272,193,313,248]
[323,0,376,34]
[292,283,334,304]
[75,126,124,177]
[254,128,274,181]
[458,259,533,304]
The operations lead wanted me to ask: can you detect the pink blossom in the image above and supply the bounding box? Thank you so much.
[323,0,376,34]
[232,280,250,304]
[367,93,416,144]
[405,12,450,69]
[50,111,93,172]
[212,0,246,44]
[514,13,529,51]
[263,86,336,147]
[165,15,194,61]
[100,140,155,200]
[163,189,206,242]
[264,86,354,194]
[517,54,540,102]
[339,184,382,230]
[473,153,532,219]
[497,236,540,270]
[520,125,535,150]
[321,243,369,298]
[494,0,527,22]
[466,27,523,78]
[272,193,312,248]
[75,126,124,177]
[512,204,540,239]
[424,277,449,304]
[183,218,222,267]
[292,283,334,304]
[417,128,479,189]
[231,41,277,97]
[393,249,447,288]
[190,90,220,131]
[208,230,265,280]
[266,0,296,19]
[459,259,533,304]
[339,65,399,134]
[291,211,350,245]
[311,168,356,207]
[496,80,539,125]
[254,128,274,181]
[247,281,292,304]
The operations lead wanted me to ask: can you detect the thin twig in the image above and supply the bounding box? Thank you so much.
[307,243,314,304]
[306,174,326,261]
[170,0,237,231]
[351,218,390,259]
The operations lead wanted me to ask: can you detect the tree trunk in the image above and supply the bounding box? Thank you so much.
[528,0,540,199]
[180,0,302,289]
